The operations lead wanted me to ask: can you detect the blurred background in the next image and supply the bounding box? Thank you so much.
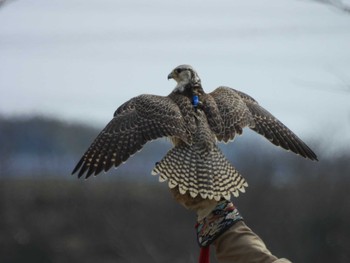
[1,0,350,262]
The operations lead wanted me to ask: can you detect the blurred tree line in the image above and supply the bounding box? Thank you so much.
[0,115,349,263]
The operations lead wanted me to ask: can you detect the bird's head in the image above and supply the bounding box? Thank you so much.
[168,64,201,92]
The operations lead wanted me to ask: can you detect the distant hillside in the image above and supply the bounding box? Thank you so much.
[0,116,89,176]
[1,116,349,262]
[0,116,171,178]
[0,115,99,155]
[0,115,348,184]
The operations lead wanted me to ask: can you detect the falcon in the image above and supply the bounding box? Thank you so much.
[72,65,317,201]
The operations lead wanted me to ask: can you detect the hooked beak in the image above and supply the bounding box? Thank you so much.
[167,72,174,80]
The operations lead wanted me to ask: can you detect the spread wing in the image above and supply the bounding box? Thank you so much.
[72,94,191,178]
[208,87,255,142]
[210,86,318,161]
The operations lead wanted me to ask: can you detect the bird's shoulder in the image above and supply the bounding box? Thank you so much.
[113,94,179,117]
[210,86,258,105]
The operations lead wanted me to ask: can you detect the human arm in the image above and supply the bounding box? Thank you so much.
[171,188,292,263]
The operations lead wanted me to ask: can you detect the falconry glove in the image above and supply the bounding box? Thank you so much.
[169,187,243,246]
[196,199,243,247]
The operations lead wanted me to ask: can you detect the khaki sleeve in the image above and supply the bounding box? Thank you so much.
[213,221,292,263]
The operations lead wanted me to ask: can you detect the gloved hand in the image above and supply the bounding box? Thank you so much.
[170,188,243,247]
[170,188,291,263]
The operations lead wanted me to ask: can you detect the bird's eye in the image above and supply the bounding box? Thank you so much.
[175,68,183,74]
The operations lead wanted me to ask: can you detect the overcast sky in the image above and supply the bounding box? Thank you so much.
[1,0,350,154]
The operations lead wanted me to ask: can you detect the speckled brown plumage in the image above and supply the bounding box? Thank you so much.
[72,64,317,200]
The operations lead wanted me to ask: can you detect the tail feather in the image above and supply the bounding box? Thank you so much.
[152,144,248,201]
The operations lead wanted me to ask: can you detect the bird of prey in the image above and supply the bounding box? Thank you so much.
[72,64,317,201]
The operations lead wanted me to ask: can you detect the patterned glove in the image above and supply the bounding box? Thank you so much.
[195,200,243,247]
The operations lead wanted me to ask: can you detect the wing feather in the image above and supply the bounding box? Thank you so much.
[210,86,318,160]
[240,96,318,160]
[209,86,254,142]
[72,94,191,178]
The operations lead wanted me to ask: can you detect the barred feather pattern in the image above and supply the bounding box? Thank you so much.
[209,87,255,142]
[72,94,191,178]
[210,87,318,160]
[72,65,318,201]
[152,110,248,201]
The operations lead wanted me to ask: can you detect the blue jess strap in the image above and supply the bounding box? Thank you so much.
[192,95,199,107]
